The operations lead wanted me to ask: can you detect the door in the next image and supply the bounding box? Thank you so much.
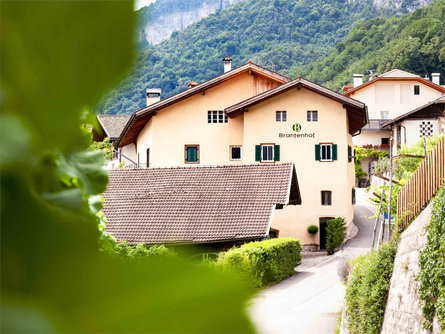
[319,217,334,250]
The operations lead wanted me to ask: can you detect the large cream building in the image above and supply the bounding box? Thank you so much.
[115,60,367,246]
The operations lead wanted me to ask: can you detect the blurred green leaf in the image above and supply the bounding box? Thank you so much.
[1,1,255,333]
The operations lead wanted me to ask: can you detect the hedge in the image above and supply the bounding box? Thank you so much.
[418,184,445,331]
[216,238,302,288]
[344,238,398,334]
[326,217,346,255]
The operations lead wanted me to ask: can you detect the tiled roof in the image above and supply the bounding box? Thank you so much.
[102,163,301,245]
[116,62,291,148]
[97,115,131,140]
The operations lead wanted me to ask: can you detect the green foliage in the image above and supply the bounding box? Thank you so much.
[96,0,412,115]
[88,137,114,160]
[307,225,319,234]
[1,2,254,332]
[326,217,346,255]
[344,238,399,334]
[303,0,445,91]
[395,134,442,180]
[115,241,176,261]
[354,147,389,178]
[418,184,445,331]
[217,238,302,287]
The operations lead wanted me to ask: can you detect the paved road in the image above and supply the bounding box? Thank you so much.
[249,189,376,334]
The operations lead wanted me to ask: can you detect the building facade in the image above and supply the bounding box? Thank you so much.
[115,62,366,246]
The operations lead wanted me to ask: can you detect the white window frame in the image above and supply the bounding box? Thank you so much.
[276,110,287,122]
[320,144,332,162]
[307,110,318,122]
[208,110,227,123]
[261,144,274,162]
[230,146,242,161]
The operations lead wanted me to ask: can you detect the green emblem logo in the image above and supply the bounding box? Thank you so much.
[292,123,302,132]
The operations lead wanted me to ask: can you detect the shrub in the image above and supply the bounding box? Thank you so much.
[326,217,346,255]
[418,184,445,331]
[217,238,302,288]
[115,242,176,262]
[344,238,398,334]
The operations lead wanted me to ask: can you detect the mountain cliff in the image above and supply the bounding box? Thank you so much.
[96,0,435,115]
[137,0,245,46]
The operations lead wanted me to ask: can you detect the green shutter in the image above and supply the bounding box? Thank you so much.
[255,145,261,161]
[274,145,280,161]
[352,188,356,204]
[193,147,198,162]
[186,146,198,162]
[348,145,352,162]
[315,144,320,161]
[332,144,337,161]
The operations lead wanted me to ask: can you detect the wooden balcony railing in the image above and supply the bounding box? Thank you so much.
[397,135,445,230]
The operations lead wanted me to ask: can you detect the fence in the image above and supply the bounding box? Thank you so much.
[397,135,445,230]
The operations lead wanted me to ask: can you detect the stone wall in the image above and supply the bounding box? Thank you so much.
[380,203,440,333]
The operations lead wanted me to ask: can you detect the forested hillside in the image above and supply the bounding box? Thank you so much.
[96,0,434,115]
[302,0,445,91]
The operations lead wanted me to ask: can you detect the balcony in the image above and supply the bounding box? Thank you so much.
[362,119,391,132]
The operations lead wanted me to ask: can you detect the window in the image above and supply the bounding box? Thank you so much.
[255,144,280,162]
[321,191,332,206]
[381,138,389,145]
[230,146,242,161]
[307,110,318,122]
[315,144,337,162]
[185,145,199,163]
[348,145,353,162]
[414,85,420,95]
[208,110,227,123]
[352,188,356,205]
[276,111,287,122]
[420,121,433,138]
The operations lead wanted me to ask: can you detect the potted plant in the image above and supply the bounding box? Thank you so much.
[306,225,319,251]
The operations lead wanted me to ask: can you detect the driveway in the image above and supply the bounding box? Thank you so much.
[248,188,375,334]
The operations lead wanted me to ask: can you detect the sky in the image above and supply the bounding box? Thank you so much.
[134,0,157,10]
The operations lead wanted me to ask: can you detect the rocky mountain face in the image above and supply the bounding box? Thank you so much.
[138,0,245,45]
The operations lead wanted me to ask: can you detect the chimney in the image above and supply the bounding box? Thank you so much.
[187,81,199,89]
[222,55,233,73]
[353,74,363,88]
[146,88,161,106]
[432,73,440,85]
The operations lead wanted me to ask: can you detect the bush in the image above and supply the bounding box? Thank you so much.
[326,217,346,255]
[344,238,398,334]
[217,238,302,288]
[418,184,445,331]
[115,242,176,262]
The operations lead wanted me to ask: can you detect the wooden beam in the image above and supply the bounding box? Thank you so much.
[395,154,425,159]
[373,192,387,202]
[375,174,402,186]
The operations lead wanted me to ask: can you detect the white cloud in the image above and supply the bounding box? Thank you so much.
[134,0,157,11]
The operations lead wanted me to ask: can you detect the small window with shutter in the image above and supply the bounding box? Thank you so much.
[255,144,280,162]
[185,145,199,163]
[315,143,337,162]
[321,191,332,205]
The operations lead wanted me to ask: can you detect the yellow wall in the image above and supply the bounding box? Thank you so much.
[137,72,253,167]
[242,87,355,244]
